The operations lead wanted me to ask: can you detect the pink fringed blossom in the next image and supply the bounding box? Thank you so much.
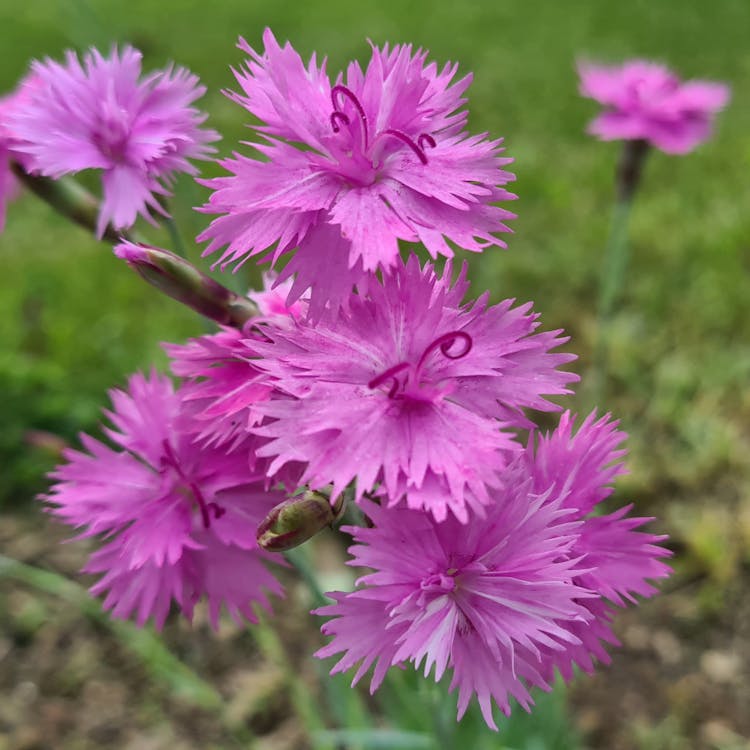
[247,257,577,522]
[165,273,304,452]
[10,46,218,236]
[0,94,21,232]
[166,327,274,453]
[43,371,285,629]
[315,492,594,730]
[249,272,307,319]
[529,411,672,680]
[315,412,671,728]
[198,28,516,317]
[578,59,730,154]
[0,75,38,231]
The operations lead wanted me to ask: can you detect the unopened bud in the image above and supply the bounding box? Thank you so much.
[115,241,259,328]
[25,429,69,459]
[257,490,346,552]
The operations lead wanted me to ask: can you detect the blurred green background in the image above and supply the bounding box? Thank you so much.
[1,1,749,748]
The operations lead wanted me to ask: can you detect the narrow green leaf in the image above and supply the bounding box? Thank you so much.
[0,554,223,710]
[312,729,432,749]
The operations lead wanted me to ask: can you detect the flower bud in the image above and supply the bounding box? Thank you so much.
[115,241,259,328]
[257,490,346,552]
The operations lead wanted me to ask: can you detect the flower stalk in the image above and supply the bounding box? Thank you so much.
[590,139,650,399]
[115,241,259,328]
[11,162,126,243]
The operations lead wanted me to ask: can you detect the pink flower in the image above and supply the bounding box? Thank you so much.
[578,59,730,154]
[43,371,285,629]
[249,272,307,320]
[198,29,516,317]
[10,46,219,237]
[315,412,671,728]
[165,274,304,452]
[166,327,274,453]
[315,491,593,730]
[248,257,577,522]
[0,74,38,231]
[529,412,672,680]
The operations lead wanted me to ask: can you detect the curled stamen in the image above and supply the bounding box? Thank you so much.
[416,331,473,373]
[368,361,410,398]
[330,111,350,133]
[331,84,369,145]
[418,133,436,151]
[377,129,429,164]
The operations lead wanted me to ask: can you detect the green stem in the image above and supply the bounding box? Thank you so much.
[12,162,128,244]
[597,197,633,324]
[283,546,330,608]
[116,242,260,327]
[589,196,634,403]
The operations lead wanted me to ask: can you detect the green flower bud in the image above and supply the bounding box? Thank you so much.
[257,490,346,552]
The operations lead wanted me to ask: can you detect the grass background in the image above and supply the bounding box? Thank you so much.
[1,0,749,747]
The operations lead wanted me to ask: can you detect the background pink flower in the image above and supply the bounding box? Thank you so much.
[0,74,38,231]
[10,46,218,236]
[578,59,730,153]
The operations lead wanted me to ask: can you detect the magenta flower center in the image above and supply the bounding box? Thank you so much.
[328,84,436,181]
[627,72,680,111]
[160,440,225,529]
[92,98,132,164]
[367,331,472,402]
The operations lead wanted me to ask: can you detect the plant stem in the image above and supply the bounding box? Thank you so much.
[588,198,632,404]
[11,162,127,244]
[284,546,330,608]
[588,139,649,404]
[116,242,260,327]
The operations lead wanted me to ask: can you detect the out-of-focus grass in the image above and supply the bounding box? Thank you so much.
[1,0,749,746]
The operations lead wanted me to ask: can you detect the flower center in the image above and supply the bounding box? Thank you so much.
[160,440,225,529]
[328,84,436,168]
[92,94,132,163]
[367,331,472,402]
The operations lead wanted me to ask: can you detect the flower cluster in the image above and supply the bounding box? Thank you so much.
[25,31,680,729]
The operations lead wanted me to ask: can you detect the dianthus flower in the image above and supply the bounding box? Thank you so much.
[247,257,577,522]
[578,59,730,154]
[528,411,672,680]
[198,29,516,318]
[0,74,37,231]
[165,273,304,452]
[314,493,593,730]
[10,46,218,237]
[315,412,671,729]
[43,371,285,628]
